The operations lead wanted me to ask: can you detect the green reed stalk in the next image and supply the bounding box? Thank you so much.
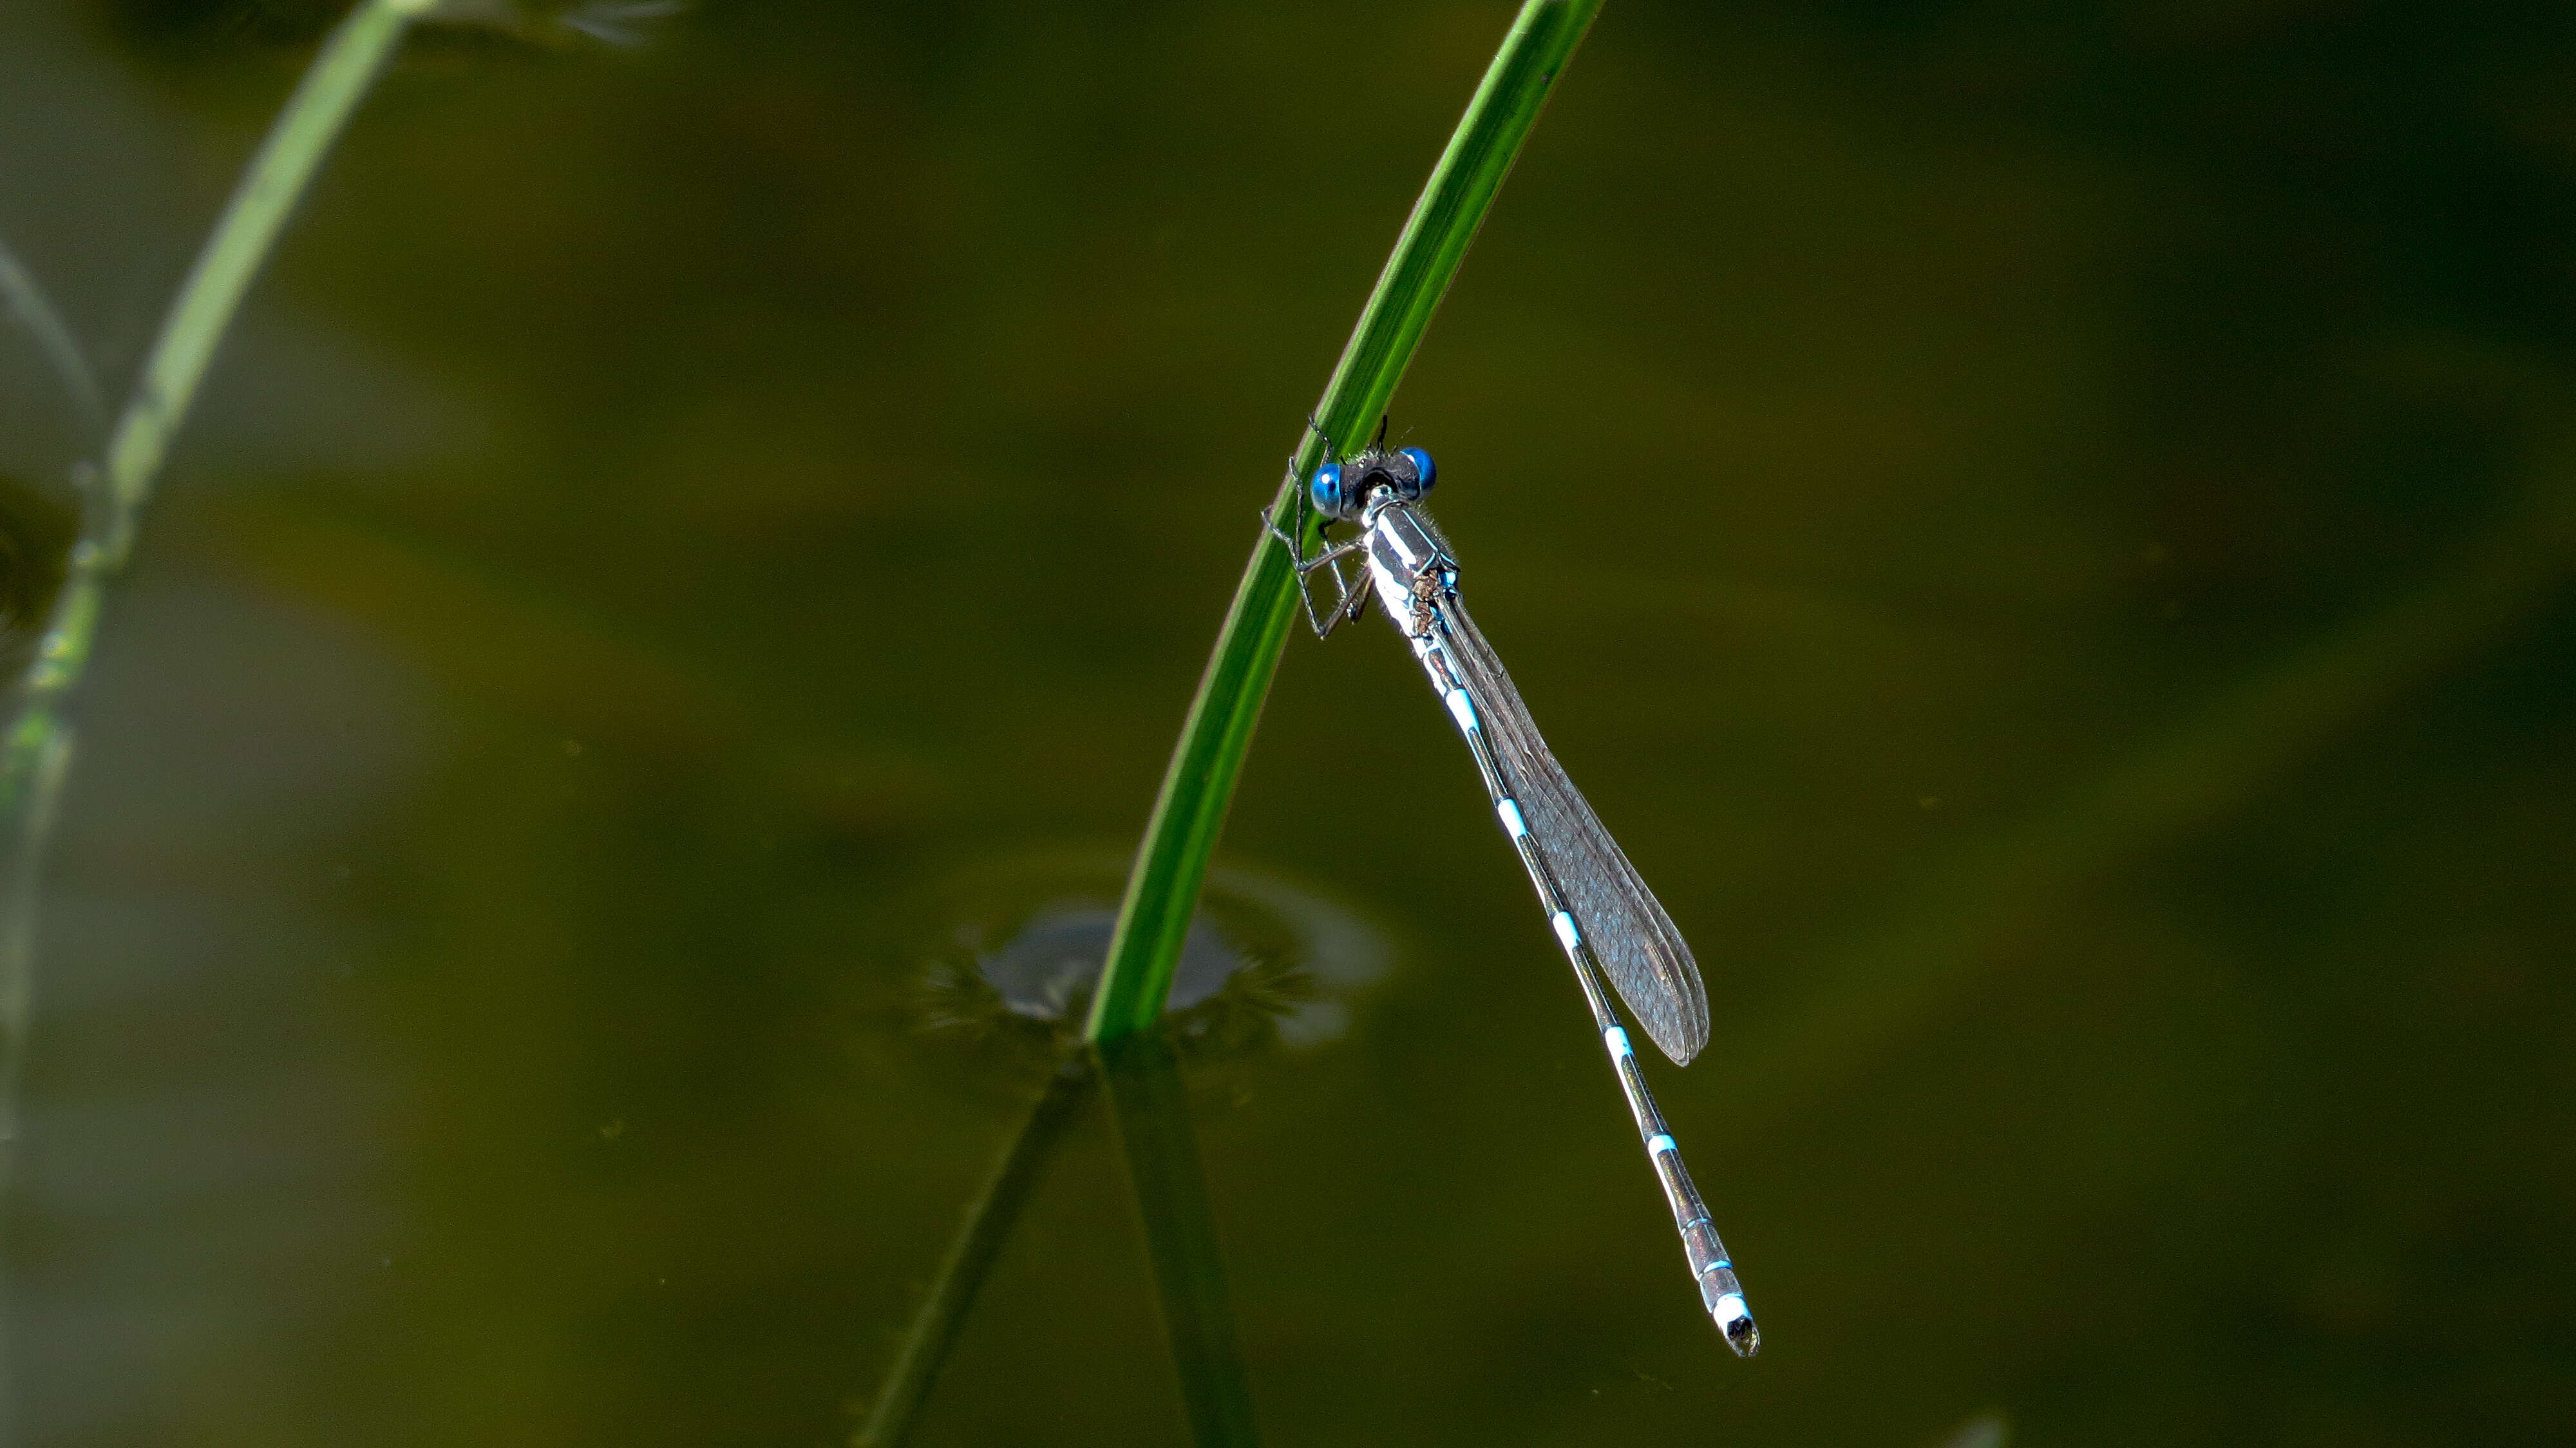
[0,0,430,818]
[1084,0,1605,1045]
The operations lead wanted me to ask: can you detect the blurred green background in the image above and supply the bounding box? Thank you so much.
[3,1,2573,1443]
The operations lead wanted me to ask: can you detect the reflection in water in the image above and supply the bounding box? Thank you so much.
[914,855,1390,1057]
[862,855,1352,1447]
[974,905,1236,1021]
[857,1031,1260,1448]
[853,1060,1095,1448]
[1098,1033,1258,1448]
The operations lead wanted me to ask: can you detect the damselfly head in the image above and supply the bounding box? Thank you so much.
[1309,446,1435,522]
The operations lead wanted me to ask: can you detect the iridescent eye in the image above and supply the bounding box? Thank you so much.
[1399,447,1436,497]
[1310,462,1343,515]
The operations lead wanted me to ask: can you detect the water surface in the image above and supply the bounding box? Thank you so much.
[3,2,2571,1444]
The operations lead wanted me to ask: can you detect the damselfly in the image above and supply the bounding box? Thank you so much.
[1264,421,1759,1356]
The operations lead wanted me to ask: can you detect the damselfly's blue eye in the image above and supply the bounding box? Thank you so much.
[1399,448,1436,498]
[1311,462,1344,515]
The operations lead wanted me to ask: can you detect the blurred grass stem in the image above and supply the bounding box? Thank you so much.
[1084,0,1604,1045]
[0,725,70,1445]
[1,0,428,815]
[0,5,425,1433]
[0,238,106,441]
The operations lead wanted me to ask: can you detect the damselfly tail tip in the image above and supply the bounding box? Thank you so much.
[1713,1295,1760,1358]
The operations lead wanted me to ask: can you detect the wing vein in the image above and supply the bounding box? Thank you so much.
[1437,594,1711,1063]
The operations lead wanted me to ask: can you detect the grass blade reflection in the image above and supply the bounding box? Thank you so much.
[854,1060,1095,1448]
[1100,1033,1259,1448]
[857,1035,1259,1447]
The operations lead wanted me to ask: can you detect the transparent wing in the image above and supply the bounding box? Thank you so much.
[1437,595,1712,1064]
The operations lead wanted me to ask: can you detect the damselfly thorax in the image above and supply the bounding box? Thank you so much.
[1358,499,1455,640]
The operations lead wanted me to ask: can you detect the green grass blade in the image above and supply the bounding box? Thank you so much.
[97,0,430,565]
[1084,0,1605,1045]
[0,0,426,819]
[854,1061,1096,1448]
[1099,1034,1258,1447]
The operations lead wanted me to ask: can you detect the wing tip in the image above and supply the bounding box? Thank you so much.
[1643,1011,1709,1067]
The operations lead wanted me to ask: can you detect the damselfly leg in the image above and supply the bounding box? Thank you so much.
[1262,416,1376,637]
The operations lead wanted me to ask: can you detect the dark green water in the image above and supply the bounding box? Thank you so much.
[3,2,2572,1443]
